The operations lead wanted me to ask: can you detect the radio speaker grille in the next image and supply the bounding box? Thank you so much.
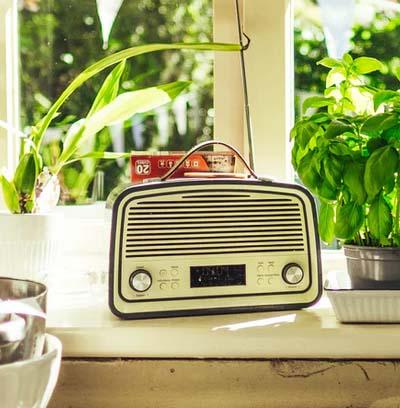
[123,192,306,258]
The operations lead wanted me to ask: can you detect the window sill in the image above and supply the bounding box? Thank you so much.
[47,250,400,360]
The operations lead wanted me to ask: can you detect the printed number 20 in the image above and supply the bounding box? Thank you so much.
[136,163,150,175]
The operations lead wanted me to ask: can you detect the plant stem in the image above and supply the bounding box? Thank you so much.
[363,214,369,246]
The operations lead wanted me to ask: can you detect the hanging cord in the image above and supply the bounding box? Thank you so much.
[235,0,255,171]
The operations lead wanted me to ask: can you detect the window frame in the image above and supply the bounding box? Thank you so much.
[0,0,19,175]
[214,0,293,179]
[0,0,293,196]
[243,0,293,181]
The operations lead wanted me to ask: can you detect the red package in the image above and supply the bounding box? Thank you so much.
[130,151,235,183]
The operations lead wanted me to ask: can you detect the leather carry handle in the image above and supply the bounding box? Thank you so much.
[160,140,259,181]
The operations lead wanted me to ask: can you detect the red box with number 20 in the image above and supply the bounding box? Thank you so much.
[130,151,235,183]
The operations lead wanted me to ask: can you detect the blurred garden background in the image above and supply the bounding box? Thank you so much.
[19,0,214,203]
[18,0,400,203]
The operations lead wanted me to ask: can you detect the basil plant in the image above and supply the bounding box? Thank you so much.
[291,54,400,247]
[0,42,240,214]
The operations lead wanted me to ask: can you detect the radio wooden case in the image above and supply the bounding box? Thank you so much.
[109,178,322,319]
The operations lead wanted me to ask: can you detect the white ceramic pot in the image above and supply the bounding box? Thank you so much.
[0,213,63,282]
[0,334,62,408]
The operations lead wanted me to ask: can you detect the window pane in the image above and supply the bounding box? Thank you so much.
[295,0,400,117]
[19,0,213,203]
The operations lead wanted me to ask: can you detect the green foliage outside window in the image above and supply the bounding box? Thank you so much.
[19,0,400,203]
[295,0,400,112]
[19,0,213,203]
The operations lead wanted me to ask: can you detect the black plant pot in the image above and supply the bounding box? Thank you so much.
[344,245,400,289]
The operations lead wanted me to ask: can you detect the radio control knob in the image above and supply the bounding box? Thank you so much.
[282,264,304,285]
[130,270,152,292]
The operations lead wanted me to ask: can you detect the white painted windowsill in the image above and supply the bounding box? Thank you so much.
[46,204,400,360]
[47,280,400,360]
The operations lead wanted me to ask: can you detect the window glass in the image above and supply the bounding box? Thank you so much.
[295,0,400,118]
[294,0,400,249]
[19,0,213,203]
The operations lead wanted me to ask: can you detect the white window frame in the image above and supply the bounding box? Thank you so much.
[0,0,292,195]
[215,0,293,181]
[0,0,19,170]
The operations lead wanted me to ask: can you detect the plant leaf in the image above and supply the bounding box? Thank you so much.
[329,142,353,156]
[294,120,319,149]
[343,161,367,205]
[384,175,395,194]
[84,81,190,138]
[352,57,383,74]
[325,120,353,139]
[317,57,341,68]
[54,81,190,172]
[32,42,241,149]
[323,155,342,188]
[58,121,86,171]
[78,61,127,175]
[342,53,353,66]
[361,113,399,134]
[297,151,321,191]
[13,153,38,195]
[326,66,347,87]
[309,112,331,124]
[318,202,335,244]
[373,90,400,111]
[317,179,338,201]
[364,145,398,200]
[395,66,400,82]
[291,143,299,170]
[302,96,335,114]
[382,124,400,142]
[368,194,393,241]
[0,175,20,213]
[87,60,126,117]
[334,200,364,240]
[65,151,131,166]
[366,137,387,154]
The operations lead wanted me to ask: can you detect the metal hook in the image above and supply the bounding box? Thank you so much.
[242,31,251,50]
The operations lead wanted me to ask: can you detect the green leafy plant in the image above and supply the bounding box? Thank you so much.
[0,42,240,214]
[291,54,400,247]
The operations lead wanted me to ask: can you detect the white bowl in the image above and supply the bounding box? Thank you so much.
[0,334,62,408]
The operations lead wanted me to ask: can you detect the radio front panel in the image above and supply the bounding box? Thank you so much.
[119,254,311,301]
[109,179,322,319]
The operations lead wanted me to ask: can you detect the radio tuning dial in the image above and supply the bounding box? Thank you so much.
[282,264,304,285]
[129,269,152,292]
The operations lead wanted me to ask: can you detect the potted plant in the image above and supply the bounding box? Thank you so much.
[291,53,400,287]
[0,42,240,282]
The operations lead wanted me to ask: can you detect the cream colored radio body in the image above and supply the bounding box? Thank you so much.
[109,178,322,319]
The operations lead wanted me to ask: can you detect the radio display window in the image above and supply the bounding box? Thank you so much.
[190,264,246,288]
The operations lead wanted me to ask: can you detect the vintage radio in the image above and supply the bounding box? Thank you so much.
[108,141,322,319]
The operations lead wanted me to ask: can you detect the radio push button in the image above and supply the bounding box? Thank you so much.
[129,270,152,292]
[282,264,304,285]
